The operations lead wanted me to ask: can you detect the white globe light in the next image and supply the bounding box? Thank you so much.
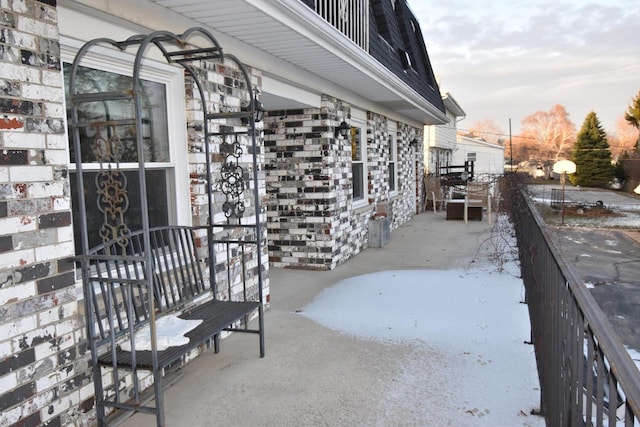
[553,159,576,174]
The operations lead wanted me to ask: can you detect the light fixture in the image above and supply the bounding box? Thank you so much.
[242,96,266,124]
[335,121,350,138]
[253,97,266,123]
[409,138,419,147]
[552,159,576,225]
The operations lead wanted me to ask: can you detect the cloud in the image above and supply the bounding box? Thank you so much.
[411,0,640,134]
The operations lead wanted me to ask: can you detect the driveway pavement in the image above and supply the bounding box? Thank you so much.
[530,184,640,351]
[547,227,640,351]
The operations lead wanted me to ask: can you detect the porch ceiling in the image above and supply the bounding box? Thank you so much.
[150,0,447,125]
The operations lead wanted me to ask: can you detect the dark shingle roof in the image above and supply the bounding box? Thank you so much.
[369,0,444,113]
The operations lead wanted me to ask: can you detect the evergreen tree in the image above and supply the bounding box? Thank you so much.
[624,90,640,151]
[570,112,615,187]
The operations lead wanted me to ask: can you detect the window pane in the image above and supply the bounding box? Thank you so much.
[351,126,364,200]
[388,132,396,192]
[353,163,364,200]
[388,163,395,191]
[64,63,169,164]
[70,170,169,252]
[64,63,172,253]
[350,127,361,161]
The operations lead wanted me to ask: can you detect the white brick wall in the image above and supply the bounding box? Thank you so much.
[3,132,47,148]
[0,2,84,425]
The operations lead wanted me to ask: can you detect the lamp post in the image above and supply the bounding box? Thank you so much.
[552,160,576,225]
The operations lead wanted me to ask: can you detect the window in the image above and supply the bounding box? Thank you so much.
[388,129,397,193]
[62,41,189,253]
[351,125,365,201]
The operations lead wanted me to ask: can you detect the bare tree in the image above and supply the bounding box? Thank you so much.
[609,116,637,160]
[510,134,536,165]
[467,120,505,144]
[521,104,576,162]
[624,90,640,150]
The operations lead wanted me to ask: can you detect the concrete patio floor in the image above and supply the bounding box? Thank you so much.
[121,211,544,427]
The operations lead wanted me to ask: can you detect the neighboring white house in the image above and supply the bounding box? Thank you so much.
[453,134,506,181]
[424,90,465,175]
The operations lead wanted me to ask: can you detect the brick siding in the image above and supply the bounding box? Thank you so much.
[0,1,89,426]
[264,96,424,270]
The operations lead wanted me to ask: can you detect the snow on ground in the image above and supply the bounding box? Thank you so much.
[303,259,545,426]
[627,347,640,373]
[565,212,640,228]
[529,186,640,228]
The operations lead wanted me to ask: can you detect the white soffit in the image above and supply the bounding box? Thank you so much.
[149,0,447,125]
[261,75,321,110]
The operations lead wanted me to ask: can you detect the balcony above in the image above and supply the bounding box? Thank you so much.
[142,0,447,125]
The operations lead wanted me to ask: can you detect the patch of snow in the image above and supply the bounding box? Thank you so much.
[626,346,640,374]
[563,212,640,228]
[303,263,544,426]
[565,236,585,244]
[120,315,202,351]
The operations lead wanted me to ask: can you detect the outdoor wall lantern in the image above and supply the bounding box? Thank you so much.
[242,96,266,124]
[335,121,350,138]
[409,138,419,147]
[253,97,266,123]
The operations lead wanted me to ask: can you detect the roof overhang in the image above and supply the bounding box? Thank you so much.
[457,135,506,152]
[61,0,447,126]
[442,92,466,118]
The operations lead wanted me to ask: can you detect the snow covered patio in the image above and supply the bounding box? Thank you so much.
[122,212,544,426]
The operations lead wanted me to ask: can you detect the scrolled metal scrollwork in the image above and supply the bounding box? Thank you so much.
[217,135,246,219]
[222,200,246,219]
[92,127,131,250]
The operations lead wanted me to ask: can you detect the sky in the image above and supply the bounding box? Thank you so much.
[409,0,640,137]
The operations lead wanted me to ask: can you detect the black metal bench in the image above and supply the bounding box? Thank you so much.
[81,225,264,423]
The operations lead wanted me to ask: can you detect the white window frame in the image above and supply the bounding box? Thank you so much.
[388,122,398,195]
[350,111,368,207]
[61,37,190,229]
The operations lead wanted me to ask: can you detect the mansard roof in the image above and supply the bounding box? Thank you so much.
[368,0,445,114]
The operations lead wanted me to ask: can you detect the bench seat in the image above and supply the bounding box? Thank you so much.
[97,300,260,370]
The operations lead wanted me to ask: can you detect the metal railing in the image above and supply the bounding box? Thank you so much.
[508,185,640,426]
[313,0,369,51]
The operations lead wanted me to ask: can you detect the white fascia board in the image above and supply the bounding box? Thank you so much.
[442,92,465,118]
[457,136,506,153]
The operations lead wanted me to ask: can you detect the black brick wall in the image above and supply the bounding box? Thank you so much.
[0,348,36,376]
[0,382,36,412]
[38,211,71,228]
[36,271,75,294]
